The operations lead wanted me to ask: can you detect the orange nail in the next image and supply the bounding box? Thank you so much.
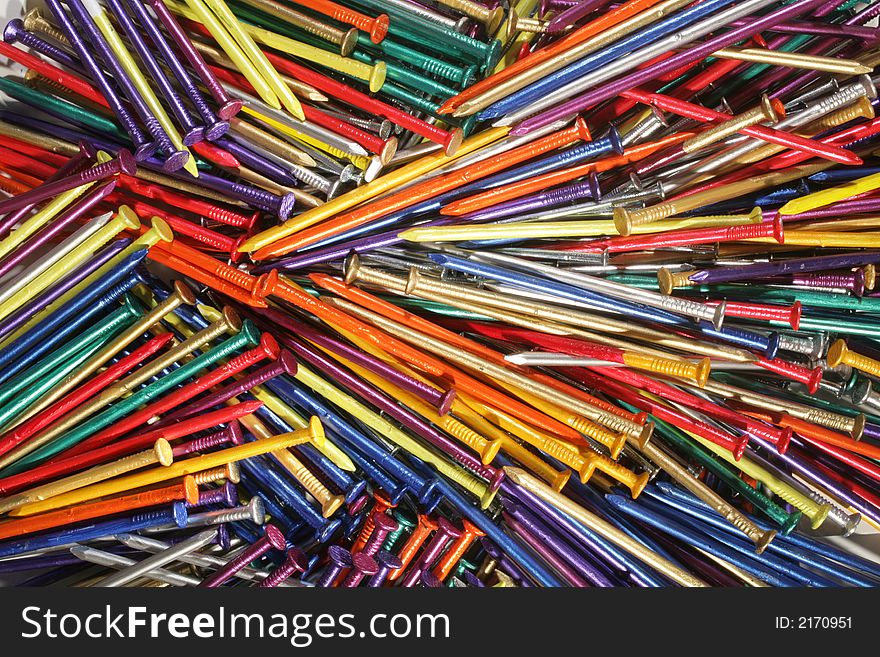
[433,518,485,581]
[269,118,594,253]
[149,245,268,308]
[388,514,437,581]
[0,476,198,540]
[441,132,693,216]
[307,274,586,442]
[438,0,670,113]
[320,268,641,426]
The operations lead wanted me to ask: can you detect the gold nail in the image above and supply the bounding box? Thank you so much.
[242,412,342,517]
[613,165,826,235]
[192,463,240,485]
[504,466,708,586]
[634,432,774,552]
[682,95,781,153]
[0,440,173,515]
[228,116,316,167]
[827,339,880,378]
[23,8,68,44]
[324,296,650,445]
[10,422,323,516]
[438,0,505,31]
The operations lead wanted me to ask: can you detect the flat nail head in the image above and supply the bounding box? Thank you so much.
[265,524,287,550]
[154,438,174,466]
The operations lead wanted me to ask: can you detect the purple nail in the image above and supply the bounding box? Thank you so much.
[367,550,402,587]
[105,0,205,146]
[119,0,228,140]
[0,149,135,215]
[503,511,591,587]
[420,571,443,587]
[151,353,297,428]
[138,160,296,220]
[171,422,245,458]
[503,497,614,586]
[0,142,95,239]
[689,251,880,285]
[44,0,155,158]
[246,306,452,411]
[143,0,243,120]
[457,178,600,223]
[259,547,309,587]
[0,180,117,280]
[187,482,239,508]
[792,271,865,296]
[216,137,301,186]
[199,524,286,587]
[546,0,610,33]
[3,18,86,75]
[316,545,352,587]
[64,0,187,170]
[340,551,378,587]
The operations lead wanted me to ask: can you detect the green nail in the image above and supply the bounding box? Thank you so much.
[382,509,415,552]
[3,320,262,472]
[0,299,140,411]
[638,411,801,534]
[0,76,126,140]
[356,33,475,86]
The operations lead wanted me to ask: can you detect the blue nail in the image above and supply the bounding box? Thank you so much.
[607,493,810,587]
[0,250,147,373]
[649,483,878,587]
[0,502,187,559]
[238,455,340,543]
[432,477,564,587]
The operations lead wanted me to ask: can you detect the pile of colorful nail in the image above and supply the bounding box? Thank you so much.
[0,0,878,589]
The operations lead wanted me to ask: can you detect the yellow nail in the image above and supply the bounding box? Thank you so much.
[779,170,880,216]
[8,420,324,516]
[238,411,342,517]
[200,0,305,118]
[684,429,830,530]
[0,440,173,514]
[174,0,282,110]
[244,23,386,92]
[0,207,139,322]
[0,178,97,261]
[399,211,763,242]
[247,386,354,471]
[90,9,197,177]
[238,126,509,252]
